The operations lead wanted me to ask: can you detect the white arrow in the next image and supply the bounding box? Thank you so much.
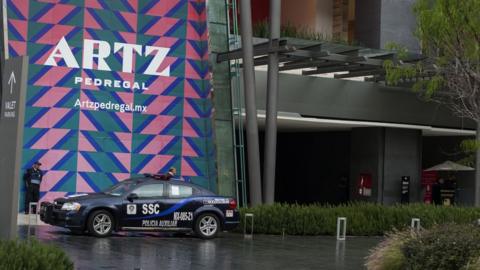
[8,71,16,95]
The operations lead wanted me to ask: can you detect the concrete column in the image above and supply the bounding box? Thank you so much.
[350,127,422,204]
[263,0,281,204]
[355,0,420,53]
[350,128,385,202]
[383,128,422,204]
[239,0,263,206]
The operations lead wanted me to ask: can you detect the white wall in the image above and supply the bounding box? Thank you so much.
[315,0,333,37]
[281,0,333,38]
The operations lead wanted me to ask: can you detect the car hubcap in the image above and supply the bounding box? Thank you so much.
[199,216,217,236]
[93,214,112,235]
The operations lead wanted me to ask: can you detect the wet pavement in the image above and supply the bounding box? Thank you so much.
[19,225,381,270]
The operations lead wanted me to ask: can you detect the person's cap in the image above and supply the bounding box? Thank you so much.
[34,161,42,166]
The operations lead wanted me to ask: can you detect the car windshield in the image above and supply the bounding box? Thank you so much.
[102,180,138,196]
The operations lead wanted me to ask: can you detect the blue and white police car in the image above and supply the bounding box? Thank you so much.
[39,175,239,239]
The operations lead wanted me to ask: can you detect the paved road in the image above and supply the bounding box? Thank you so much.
[19,226,381,270]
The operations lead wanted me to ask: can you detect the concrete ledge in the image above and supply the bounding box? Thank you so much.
[17,214,47,226]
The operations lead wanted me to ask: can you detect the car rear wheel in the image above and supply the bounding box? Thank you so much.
[87,210,114,237]
[195,213,220,239]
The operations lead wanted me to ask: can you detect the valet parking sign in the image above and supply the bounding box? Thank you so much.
[2,72,18,119]
[1,59,24,120]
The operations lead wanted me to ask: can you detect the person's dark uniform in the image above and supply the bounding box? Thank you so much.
[23,161,43,214]
[432,178,444,205]
[159,167,176,180]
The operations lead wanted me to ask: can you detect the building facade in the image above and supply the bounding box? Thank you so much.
[1,0,475,210]
[4,0,226,211]
[245,0,475,205]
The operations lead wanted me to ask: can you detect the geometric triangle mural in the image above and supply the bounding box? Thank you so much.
[7,0,216,212]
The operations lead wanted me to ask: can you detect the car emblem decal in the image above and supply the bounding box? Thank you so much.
[127,204,137,215]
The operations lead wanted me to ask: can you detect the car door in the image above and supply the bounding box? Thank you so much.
[121,183,166,229]
[162,183,196,228]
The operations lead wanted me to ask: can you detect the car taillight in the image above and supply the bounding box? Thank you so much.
[229,199,237,209]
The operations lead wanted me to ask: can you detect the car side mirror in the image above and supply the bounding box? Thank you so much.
[127,193,138,202]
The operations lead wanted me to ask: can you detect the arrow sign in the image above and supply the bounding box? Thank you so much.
[7,72,16,95]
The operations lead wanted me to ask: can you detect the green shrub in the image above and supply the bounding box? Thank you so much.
[366,224,480,270]
[464,257,480,270]
[238,203,480,236]
[365,230,411,270]
[0,239,73,270]
[403,224,480,270]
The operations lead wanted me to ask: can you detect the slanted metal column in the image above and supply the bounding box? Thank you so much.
[239,0,262,206]
[263,0,281,204]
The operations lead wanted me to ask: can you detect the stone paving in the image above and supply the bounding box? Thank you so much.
[19,225,381,270]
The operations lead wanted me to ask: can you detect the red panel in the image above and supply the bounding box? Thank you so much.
[251,0,269,24]
[232,0,270,28]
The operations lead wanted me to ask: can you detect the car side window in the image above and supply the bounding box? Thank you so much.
[132,183,164,198]
[169,184,193,198]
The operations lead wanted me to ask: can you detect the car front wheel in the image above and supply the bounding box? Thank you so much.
[195,213,220,239]
[87,210,114,237]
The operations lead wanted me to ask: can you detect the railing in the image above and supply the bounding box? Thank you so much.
[226,0,247,207]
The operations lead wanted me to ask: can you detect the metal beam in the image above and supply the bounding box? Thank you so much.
[279,60,332,71]
[361,58,385,66]
[217,43,294,63]
[283,49,329,59]
[369,52,395,59]
[239,0,262,206]
[325,55,366,63]
[297,43,323,51]
[329,47,360,56]
[334,69,385,79]
[365,75,386,82]
[250,54,294,66]
[216,39,288,62]
[302,64,361,76]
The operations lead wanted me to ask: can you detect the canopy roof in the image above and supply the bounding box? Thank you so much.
[216,37,425,81]
[425,161,474,172]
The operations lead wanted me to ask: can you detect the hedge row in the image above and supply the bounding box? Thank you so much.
[0,239,73,270]
[237,203,480,236]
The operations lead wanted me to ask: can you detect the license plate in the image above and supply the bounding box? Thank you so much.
[226,210,233,217]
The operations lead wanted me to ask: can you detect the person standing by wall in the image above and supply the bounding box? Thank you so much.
[23,161,43,214]
[432,178,444,205]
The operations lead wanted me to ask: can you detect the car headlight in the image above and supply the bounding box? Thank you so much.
[61,202,82,211]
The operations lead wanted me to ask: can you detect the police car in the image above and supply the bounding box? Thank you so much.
[39,175,239,239]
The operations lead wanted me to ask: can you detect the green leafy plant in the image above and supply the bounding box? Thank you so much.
[237,203,480,236]
[457,139,480,167]
[464,256,480,270]
[366,224,480,270]
[0,239,73,270]
[382,0,480,186]
[365,229,411,270]
[402,224,480,270]
[252,20,354,45]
